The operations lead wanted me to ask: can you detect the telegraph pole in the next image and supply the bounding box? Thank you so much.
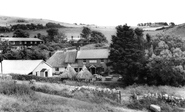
[0,56,3,75]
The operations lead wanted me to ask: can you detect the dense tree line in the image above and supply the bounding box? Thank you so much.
[0,22,65,33]
[108,24,185,87]
[137,22,169,26]
[80,27,107,43]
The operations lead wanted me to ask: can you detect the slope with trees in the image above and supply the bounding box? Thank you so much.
[108,24,185,87]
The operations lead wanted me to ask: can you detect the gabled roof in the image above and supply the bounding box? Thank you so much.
[0,60,45,75]
[65,50,77,63]
[47,50,77,68]
[47,51,66,68]
[1,37,43,42]
[76,49,109,59]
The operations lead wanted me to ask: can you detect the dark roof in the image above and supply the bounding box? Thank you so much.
[76,49,109,59]
[47,50,77,68]
[40,69,47,72]
[65,50,77,63]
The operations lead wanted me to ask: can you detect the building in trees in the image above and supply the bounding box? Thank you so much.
[1,37,43,50]
[47,48,110,75]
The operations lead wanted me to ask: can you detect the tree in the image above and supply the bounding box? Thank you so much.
[46,28,59,42]
[13,29,29,37]
[169,22,175,26]
[0,40,10,54]
[53,33,67,43]
[108,25,145,85]
[90,31,108,43]
[145,35,185,86]
[80,27,91,40]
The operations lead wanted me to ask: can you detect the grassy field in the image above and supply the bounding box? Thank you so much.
[0,79,146,112]
[1,78,185,111]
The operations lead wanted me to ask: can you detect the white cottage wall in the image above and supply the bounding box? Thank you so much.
[52,68,65,74]
[32,62,52,77]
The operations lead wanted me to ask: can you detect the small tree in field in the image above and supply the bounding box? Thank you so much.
[80,27,91,40]
[108,25,145,85]
[13,29,29,37]
[46,28,59,42]
[90,31,108,43]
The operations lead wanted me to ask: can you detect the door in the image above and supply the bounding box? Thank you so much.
[90,67,96,74]
[45,71,48,77]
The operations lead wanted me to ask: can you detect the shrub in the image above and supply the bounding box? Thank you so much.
[10,74,65,83]
[127,91,185,112]
[0,80,34,96]
[30,85,73,98]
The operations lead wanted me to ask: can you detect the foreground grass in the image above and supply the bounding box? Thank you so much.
[4,79,185,112]
[0,80,143,112]
[121,85,185,112]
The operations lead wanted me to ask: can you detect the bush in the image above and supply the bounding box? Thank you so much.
[31,86,73,98]
[0,80,34,96]
[128,97,183,112]
[10,74,66,83]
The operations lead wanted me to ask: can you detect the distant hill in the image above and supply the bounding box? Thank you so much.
[0,15,84,27]
[0,15,116,43]
[164,23,185,38]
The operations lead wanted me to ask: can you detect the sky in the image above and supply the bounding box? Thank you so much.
[0,0,185,26]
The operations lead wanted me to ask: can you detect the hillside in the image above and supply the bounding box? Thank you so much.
[0,15,79,27]
[0,15,116,43]
[164,24,185,38]
[143,24,185,40]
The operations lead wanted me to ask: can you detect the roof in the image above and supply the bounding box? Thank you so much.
[40,69,47,72]
[65,50,77,63]
[76,49,109,59]
[0,60,44,75]
[47,50,77,68]
[1,37,43,42]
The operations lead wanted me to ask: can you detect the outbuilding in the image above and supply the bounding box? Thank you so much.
[0,60,52,77]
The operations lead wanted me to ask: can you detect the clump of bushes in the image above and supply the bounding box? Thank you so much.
[0,80,34,96]
[128,96,183,112]
[11,74,66,83]
[31,86,73,98]
[127,91,185,112]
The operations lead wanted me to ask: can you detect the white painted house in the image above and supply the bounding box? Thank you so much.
[0,60,52,77]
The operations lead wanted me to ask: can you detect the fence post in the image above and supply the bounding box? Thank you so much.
[119,90,121,104]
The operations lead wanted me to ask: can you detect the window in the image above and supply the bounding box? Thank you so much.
[101,59,104,63]
[83,59,86,63]
[19,42,22,44]
[35,42,37,44]
[24,42,27,44]
[89,60,97,63]
[55,68,59,71]
[79,68,82,71]
[74,68,78,72]
[30,41,32,44]
[11,41,15,45]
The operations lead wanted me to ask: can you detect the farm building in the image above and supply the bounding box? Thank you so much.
[0,37,43,50]
[47,48,110,75]
[0,60,52,77]
[46,49,78,75]
[76,49,109,74]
